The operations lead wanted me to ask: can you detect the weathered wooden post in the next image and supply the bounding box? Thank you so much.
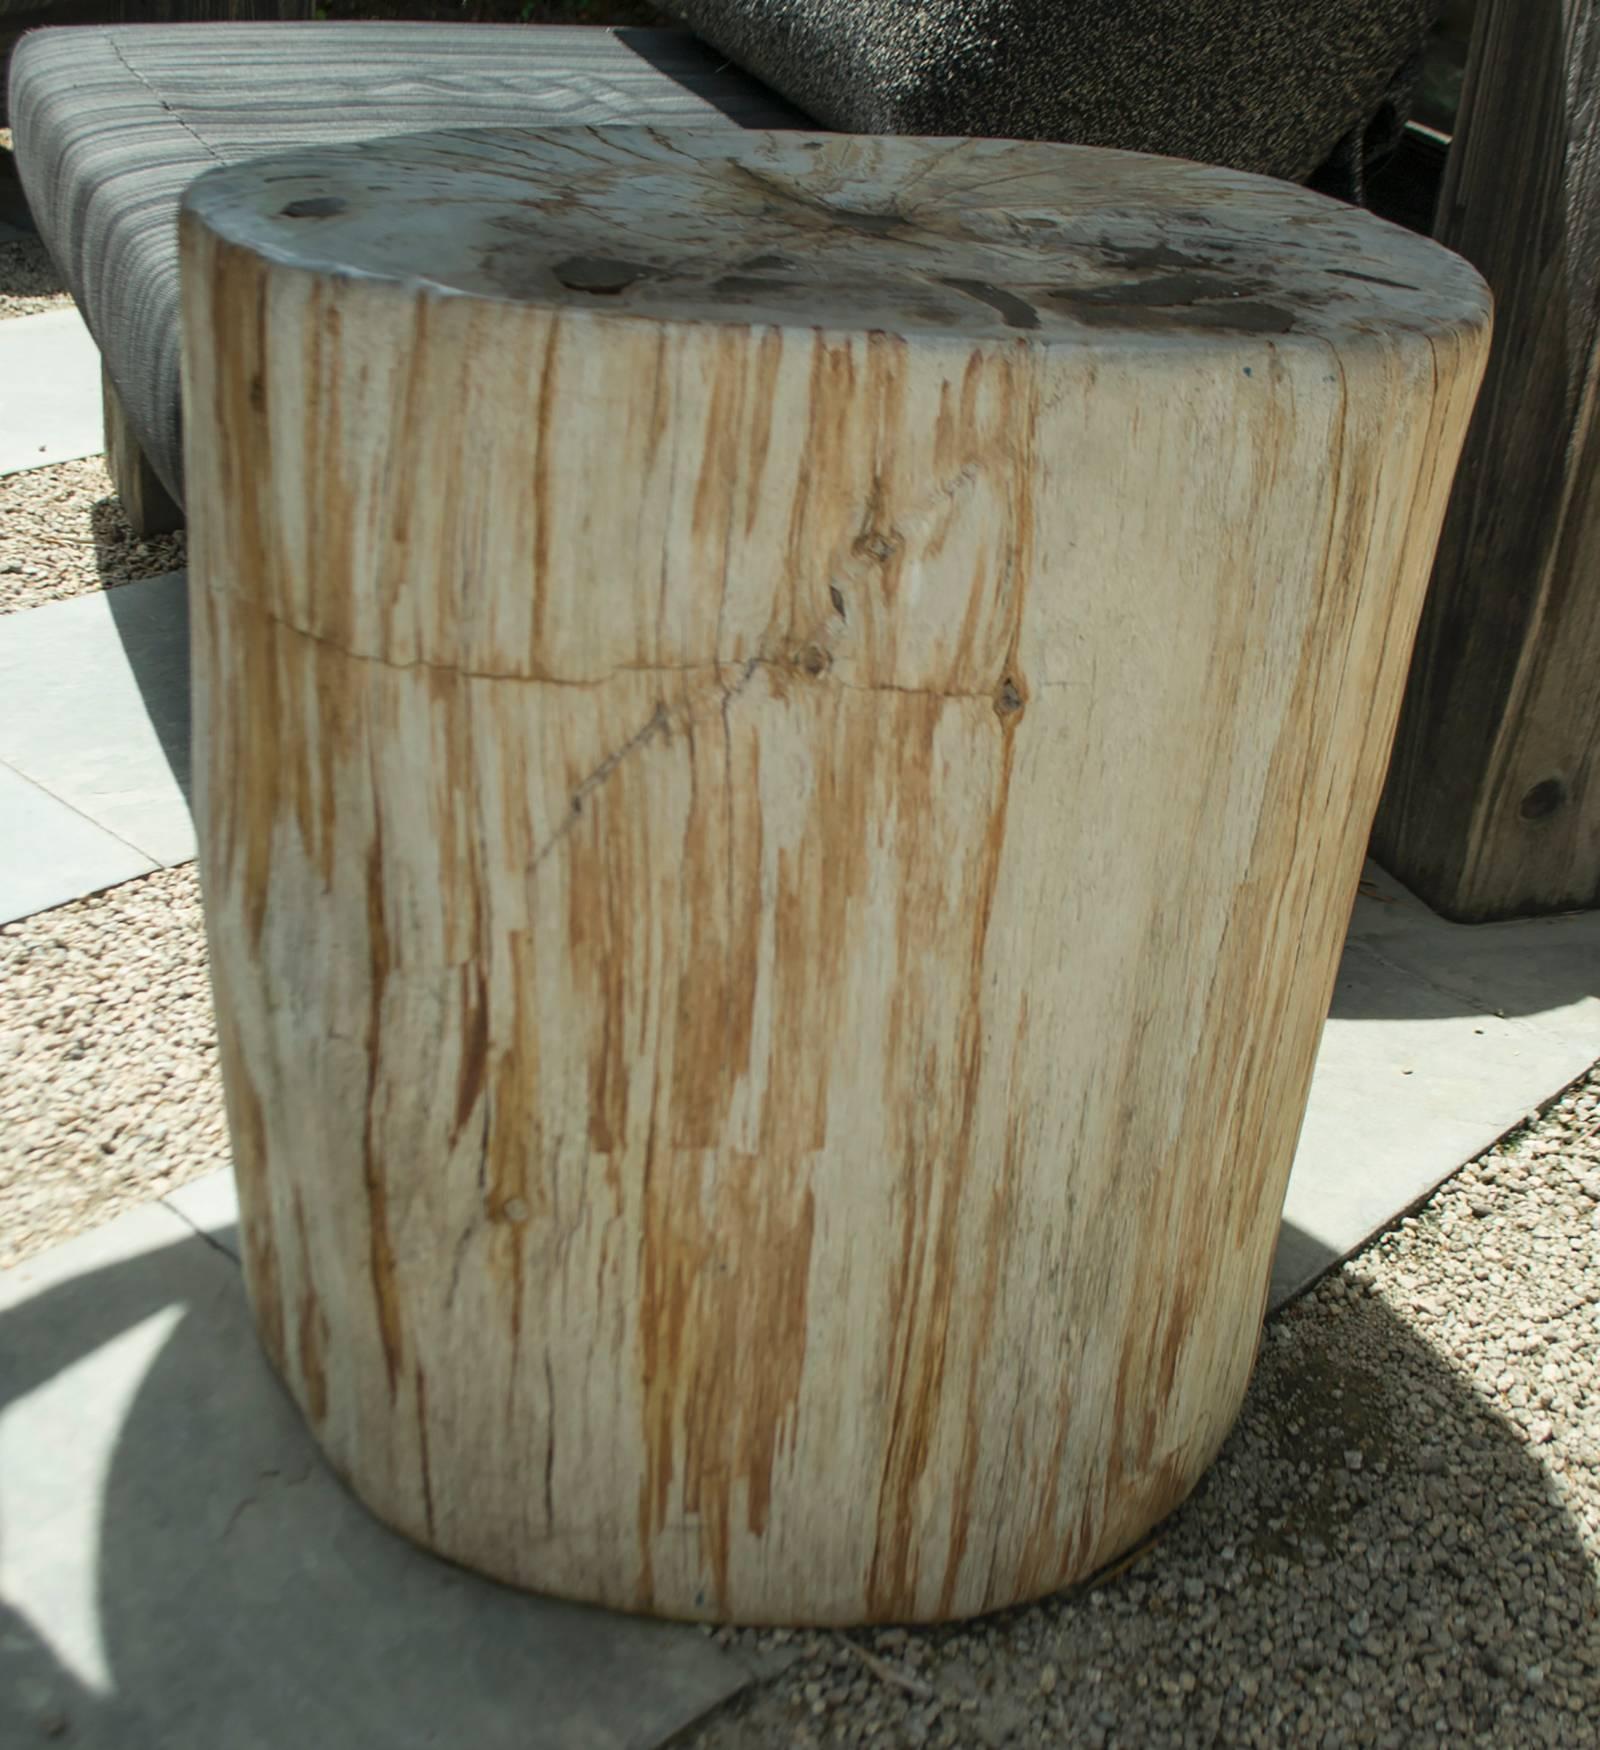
[181,127,1488,1623]
[1374,0,1600,919]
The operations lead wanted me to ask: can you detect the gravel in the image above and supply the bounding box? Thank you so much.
[0,233,70,320]
[690,1070,1600,1749]
[0,456,186,614]
[0,865,228,1268]
[0,130,69,321]
[1,137,187,611]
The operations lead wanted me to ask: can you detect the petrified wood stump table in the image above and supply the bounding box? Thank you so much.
[180,127,1488,1625]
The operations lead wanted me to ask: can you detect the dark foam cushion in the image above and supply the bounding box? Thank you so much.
[661,0,1435,183]
[7,23,803,503]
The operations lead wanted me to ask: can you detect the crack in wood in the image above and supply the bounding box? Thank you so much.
[206,582,1038,700]
[525,701,671,875]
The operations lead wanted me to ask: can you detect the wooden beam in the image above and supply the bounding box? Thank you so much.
[1373,0,1600,920]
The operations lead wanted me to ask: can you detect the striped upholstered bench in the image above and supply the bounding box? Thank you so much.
[6,22,802,532]
[0,2,313,123]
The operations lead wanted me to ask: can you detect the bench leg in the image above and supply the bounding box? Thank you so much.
[1371,0,1600,922]
[103,365,184,539]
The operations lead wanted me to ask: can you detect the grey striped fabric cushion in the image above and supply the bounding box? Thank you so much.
[1,5,317,122]
[8,24,803,503]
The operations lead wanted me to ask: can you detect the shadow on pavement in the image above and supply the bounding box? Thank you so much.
[1325,870,1600,1025]
[97,552,192,815]
[0,1225,749,1750]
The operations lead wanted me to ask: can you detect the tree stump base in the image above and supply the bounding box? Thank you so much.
[180,127,1489,1625]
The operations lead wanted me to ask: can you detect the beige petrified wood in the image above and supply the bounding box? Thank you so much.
[179,127,1489,1625]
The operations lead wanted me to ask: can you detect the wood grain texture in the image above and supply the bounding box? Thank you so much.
[103,365,185,538]
[1373,0,1600,920]
[180,127,1488,1624]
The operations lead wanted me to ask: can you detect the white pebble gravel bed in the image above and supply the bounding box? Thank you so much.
[0,456,187,614]
[0,865,227,1267]
[693,1072,1600,1750]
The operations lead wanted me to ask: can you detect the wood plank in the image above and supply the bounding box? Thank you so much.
[1372,0,1600,920]
[103,364,184,536]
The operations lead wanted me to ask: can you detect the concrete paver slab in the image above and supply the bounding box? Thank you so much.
[0,1205,755,1750]
[0,761,152,923]
[1344,864,1600,1034]
[0,306,103,475]
[160,1168,239,1259]
[1272,864,1600,1304]
[0,571,192,873]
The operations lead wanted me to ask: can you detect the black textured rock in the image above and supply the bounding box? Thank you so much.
[661,0,1437,185]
